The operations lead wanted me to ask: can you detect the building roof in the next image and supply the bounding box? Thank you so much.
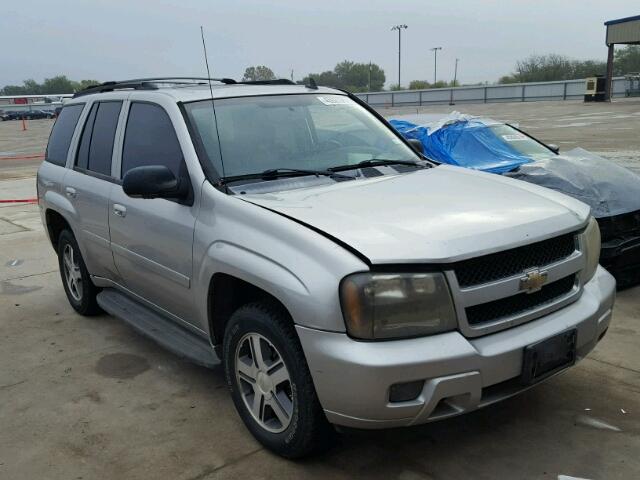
[605,14,640,26]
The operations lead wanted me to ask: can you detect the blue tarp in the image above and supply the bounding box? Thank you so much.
[389,118,535,174]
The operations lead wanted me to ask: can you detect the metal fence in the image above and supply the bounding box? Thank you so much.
[354,77,627,107]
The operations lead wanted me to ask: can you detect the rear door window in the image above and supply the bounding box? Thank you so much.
[45,104,85,166]
[121,103,184,178]
[75,101,122,176]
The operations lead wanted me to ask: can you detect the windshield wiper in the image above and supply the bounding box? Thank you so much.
[328,159,426,172]
[220,168,353,185]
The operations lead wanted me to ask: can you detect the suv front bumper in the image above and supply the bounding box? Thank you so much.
[297,266,615,429]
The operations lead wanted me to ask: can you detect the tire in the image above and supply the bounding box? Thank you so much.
[57,229,102,316]
[223,302,333,458]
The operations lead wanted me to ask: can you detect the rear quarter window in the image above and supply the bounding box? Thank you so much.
[45,104,85,166]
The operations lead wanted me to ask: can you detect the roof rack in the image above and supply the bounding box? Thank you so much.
[72,77,237,98]
[72,77,316,98]
[236,79,297,85]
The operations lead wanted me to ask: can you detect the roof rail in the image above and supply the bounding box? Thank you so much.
[72,77,237,98]
[236,79,297,85]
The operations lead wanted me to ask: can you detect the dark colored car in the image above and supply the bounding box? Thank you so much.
[22,109,55,120]
[390,113,640,288]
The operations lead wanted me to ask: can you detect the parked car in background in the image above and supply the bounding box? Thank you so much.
[0,110,22,120]
[22,109,55,120]
[390,113,640,288]
[0,109,55,120]
[39,79,614,458]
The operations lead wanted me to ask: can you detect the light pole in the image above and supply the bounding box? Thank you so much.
[453,58,459,86]
[449,58,459,105]
[391,24,408,89]
[430,47,442,84]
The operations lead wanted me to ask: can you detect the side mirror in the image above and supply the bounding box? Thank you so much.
[407,138,424,155]
[547,143,560,154]
[122,165,187,200]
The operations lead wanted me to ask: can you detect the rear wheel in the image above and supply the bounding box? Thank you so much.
[57,229,102,316]
[223,302,333,458]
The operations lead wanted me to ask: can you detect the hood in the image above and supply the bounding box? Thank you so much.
[242,166,590,264]
[505,148,640,218]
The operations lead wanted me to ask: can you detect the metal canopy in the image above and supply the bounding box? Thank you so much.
[605,15,640,45]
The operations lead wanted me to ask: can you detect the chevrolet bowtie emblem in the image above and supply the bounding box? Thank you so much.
[519,269,548,293]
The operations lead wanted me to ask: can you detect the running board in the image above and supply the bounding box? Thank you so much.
[96,288,219,368]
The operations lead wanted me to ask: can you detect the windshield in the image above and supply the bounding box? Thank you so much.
[487,124,555,161]
[184,94,418,178]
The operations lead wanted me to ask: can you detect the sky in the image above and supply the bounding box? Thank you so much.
[1,0,637,89]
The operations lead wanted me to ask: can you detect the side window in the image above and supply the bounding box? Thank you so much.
[76,104,98,170]
[75,101,122,176]
[45,104,84,166]
[121,103,184,178]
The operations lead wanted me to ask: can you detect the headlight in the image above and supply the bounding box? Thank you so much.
[581,216,601,283]
[339,272,457,340]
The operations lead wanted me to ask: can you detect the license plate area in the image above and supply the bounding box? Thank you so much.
[521,329,577,385]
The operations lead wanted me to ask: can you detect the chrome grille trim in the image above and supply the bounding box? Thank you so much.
[447,233,585,338]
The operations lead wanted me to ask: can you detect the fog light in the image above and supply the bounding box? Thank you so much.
[389,380,424,403]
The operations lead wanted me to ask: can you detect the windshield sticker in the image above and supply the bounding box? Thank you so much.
[317,96,352,106]
[502,133,528,142]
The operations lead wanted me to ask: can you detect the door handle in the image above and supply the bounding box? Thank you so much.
[65,187,77,198]
[113,204,127,218]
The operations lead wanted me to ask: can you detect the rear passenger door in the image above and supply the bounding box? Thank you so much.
[109,101,197,324]
[63,100,123,280]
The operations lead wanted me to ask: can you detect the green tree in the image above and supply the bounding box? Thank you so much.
[408,79,459,90]
[0,75,101,95]
[75,79,101,91]
[614,45,640,75]
[40,75,77,94]
[242,66,276,82]
[498,54,607,84]
[409,80,430,90]
[302,61,385,92]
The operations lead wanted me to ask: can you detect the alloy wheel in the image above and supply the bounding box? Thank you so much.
[62,244,83,302]
[235,332,294,433]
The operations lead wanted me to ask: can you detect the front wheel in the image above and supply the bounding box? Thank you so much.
[223,302,333,458]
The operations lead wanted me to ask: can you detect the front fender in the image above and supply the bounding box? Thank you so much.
[192,182,368,335]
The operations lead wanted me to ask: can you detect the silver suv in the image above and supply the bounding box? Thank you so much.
[38,77,615,458]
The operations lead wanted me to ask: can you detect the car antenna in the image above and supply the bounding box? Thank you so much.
[306,77,318,90]
[200,26,226,179]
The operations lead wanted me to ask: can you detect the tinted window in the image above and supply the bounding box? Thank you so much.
[46,104,84,166]
[121,103,183,178]
[89,102,122,175]
[75,104,98,170]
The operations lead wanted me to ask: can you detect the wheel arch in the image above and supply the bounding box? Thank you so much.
[208,272,295,349]
[45,208,73,252]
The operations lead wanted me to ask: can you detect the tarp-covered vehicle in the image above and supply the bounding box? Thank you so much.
[390,113,640,288]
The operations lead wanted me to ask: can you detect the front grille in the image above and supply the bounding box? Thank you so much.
[597,210,640,242]
[465,275,576,326]
[454,233,576,288]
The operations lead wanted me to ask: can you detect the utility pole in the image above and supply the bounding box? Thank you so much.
[449,58,459,105]
[391,24,408,88]
[368,62,372,91]
[453,58,459,86]
[430,47,442,84]
[291,69,294,82]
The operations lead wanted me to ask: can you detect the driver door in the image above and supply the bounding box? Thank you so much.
[109,101,197,324]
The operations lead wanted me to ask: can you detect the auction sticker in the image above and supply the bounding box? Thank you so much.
[502,133,528,142]
[317,96,352,106]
